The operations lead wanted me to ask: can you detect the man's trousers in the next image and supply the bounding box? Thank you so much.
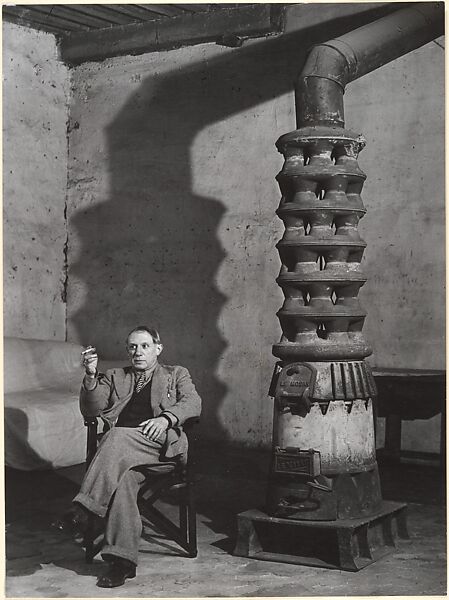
[73,426,176,565]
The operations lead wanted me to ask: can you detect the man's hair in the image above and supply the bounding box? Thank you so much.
[126,325,162,345]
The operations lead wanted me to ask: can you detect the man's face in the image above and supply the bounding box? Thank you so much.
[126,330,162,371]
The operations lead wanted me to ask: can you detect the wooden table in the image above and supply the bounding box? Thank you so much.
[372,368,446,467]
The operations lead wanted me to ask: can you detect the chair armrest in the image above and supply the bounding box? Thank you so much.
[182,418,199,477]
[182,417,199,431]
[182,417,200,446]
[84,416,99,468]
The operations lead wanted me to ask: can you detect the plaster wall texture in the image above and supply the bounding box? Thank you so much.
[3,22,69,340]
[66,37,444,449]
[348,39,445,372]
[348,40,445,454]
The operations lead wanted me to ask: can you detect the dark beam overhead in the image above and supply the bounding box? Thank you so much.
[59,4,283,65]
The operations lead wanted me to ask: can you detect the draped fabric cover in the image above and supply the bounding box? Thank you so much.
[5,338,91,470]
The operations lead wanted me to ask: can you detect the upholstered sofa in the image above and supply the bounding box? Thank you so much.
[4,337,87,470]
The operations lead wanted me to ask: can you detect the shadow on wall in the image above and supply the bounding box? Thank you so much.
[69,9,391,443]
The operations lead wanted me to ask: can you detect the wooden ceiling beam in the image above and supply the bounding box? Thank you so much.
[171,5,211,13]
[43,6,120,28]
[133,4,190,18]
[3,6,88,32]
[59,4,280,65]
[91,5,167,22]
[2,9,71,34]
[68,5,138,25]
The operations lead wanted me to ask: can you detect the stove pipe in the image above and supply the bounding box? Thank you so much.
[296,2,444,128]
[267,2,444,522]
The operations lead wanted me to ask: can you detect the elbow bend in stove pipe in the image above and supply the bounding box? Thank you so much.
[296,1,445,129]
[296,43,350,128]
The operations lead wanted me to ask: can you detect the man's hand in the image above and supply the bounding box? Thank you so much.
[139,417,169,441]
[82,346,98,376]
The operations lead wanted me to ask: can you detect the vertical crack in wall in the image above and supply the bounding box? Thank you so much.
[61,201,68,305]
[61,164,69,342]
[62,68,73,341]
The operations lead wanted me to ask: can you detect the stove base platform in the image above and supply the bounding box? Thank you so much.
[234,501,408,571]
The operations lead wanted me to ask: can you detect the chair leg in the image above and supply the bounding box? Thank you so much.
[84,514,94,563]
[186,482,198,558]
[179,494,188,543]
[84,514,103,563]
[176,482,197,557]
[85,545,95,564]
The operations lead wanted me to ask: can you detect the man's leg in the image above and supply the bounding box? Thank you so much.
[93,435,177,588]
[101,468,146,565]
[73,427,171,517]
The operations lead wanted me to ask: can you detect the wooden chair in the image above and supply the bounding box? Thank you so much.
[82,417,198,563]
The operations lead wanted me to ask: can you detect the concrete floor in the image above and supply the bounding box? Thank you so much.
[5,447,447,597]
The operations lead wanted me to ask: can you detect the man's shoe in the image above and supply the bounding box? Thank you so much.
[52,505,90,536]
[97,558,136,588]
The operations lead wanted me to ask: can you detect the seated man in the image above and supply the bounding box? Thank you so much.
[62,325,201,588]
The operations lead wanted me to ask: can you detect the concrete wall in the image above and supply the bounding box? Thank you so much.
[3,22,69,340]
[349,41,446,372]
[66,34,444,449]
[349,41,445,455]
